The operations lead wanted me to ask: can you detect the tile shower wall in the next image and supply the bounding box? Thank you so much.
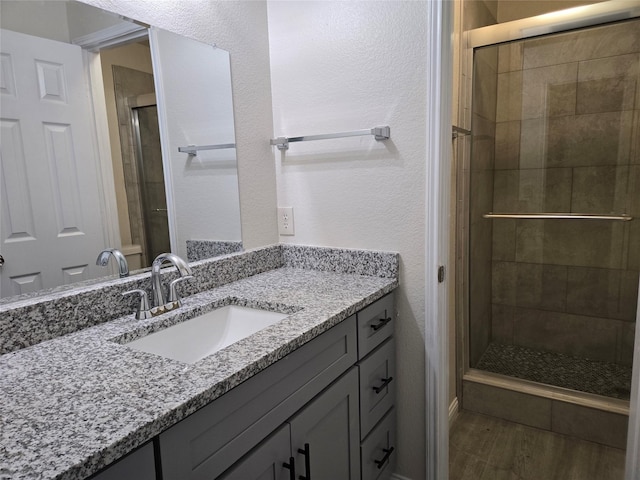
[469,46,497,366]
[488,20,640,366]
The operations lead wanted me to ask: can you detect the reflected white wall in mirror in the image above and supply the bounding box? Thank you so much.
[150,27,241,262]
[0,0,242,300]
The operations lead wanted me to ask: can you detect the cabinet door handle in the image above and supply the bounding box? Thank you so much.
[370,316,391,331]
[373,377,393,394]
[374,446,395,469]
[283,456,296,480]
[297,443,311,480]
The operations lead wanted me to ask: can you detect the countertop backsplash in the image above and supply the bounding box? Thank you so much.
[0,244,398,354]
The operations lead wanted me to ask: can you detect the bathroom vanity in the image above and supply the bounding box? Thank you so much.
[0,245,398,480]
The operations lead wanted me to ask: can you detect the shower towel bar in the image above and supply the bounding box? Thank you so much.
[178,143,236,155]
[483,213,633,221]
[270,126,390,151]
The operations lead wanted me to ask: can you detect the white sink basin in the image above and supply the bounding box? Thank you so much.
[125,305,288,364]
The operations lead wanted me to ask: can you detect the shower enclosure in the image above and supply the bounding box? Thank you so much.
[460,6,639,451]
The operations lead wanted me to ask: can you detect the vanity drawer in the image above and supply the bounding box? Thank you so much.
[159,316,357,480]
[357,293,394,359]
[361,408,396,480]
[358,338,395,439]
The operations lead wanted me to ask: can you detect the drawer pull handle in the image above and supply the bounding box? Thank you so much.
[371,317,392,331]
[297,443,311,480]
[373,377,393,394]
[374,446,395,469]
[283,457,296,480]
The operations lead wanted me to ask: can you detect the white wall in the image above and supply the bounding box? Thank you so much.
[0,1,70,42]
[268,2,428,478]
[79,0,279,250]
[150,28,241,259]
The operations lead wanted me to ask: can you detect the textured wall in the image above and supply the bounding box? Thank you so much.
[79,0,279,251]
[267,2,428,478]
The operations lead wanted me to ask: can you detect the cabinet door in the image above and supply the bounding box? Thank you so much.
[219,425,292,480]
[89,442,155,480]
[290,367,360,480]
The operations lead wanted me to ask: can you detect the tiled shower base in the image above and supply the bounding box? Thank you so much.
[476,343,632,400]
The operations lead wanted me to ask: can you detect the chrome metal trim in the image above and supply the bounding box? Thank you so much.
[178,143,236,155]
[468,0,640,48]
[483,213,633,221]
[270,126,390,151]
[452,125,471,139]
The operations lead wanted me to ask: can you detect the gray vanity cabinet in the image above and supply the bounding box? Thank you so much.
[221,367,361,480]
[92,291,395,480]
[159,317,358,480]
[89,442,155,480]
[218,424,292,480]
[289,367,361,479]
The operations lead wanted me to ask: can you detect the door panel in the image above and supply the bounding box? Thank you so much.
[290,368,361,480]
[0,28,107,297]
[219,424,292,480]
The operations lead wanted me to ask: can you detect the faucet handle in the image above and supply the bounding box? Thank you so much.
[122,289,152,320]
[168,275,194,304]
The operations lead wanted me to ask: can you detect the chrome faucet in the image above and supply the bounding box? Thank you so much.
[150,253,194,311]
[96,248,129,278]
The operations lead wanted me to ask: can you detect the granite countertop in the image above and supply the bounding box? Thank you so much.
[0,265,397,480]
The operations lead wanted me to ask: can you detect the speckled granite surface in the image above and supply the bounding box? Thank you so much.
[0,245,398,480]
[0,245,283,354]
[186,240,243,262]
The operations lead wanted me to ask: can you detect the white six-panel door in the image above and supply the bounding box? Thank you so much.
[0,28,108,297]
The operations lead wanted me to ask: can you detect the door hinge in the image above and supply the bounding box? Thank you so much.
[438,265,445,283]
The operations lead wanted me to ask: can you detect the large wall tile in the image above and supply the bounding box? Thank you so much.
[492,168,572,213]
[576,52,639,114]
[462,381,552,430]
[496,71,522,122]
[632,111,639,165]
[523,20,640,70]
[618,321,637,366]
[566,266,636,321]
[551,402,628,450]
[492,261,517,306]
[628,220,640,270]
[515,263,567,312]
[513,307,619,362]
[517,220,625,269]
[514,220,545,264]
[519,117,547,169]
[491,304,515,344]
[629,165,640,214]
[492,218,516,261]
[521,63,577,119]
[470,256,493,366]
[498,41,523,73]
[474,46,498,122]
[571,165,630,214]
[494,120,520,170]
[620,270,640,320]
[546,111,634,167]
[471,115,496,171]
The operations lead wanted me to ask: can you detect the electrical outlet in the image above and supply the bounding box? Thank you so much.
[278,207,295,236]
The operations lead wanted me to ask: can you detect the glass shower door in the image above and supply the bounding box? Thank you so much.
[468,18,640,400]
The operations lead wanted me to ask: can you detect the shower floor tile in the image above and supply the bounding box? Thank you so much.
[475,343,632,400]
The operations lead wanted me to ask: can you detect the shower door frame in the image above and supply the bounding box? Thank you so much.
[457,2,640,477]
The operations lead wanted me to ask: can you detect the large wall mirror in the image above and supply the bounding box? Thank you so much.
[0,0,242,301]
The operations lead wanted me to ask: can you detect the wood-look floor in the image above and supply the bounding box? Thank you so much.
[449,410,626,480]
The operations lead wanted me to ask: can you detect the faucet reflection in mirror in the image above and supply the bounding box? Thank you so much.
[96,248,129,278]
[0,0,241,301]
